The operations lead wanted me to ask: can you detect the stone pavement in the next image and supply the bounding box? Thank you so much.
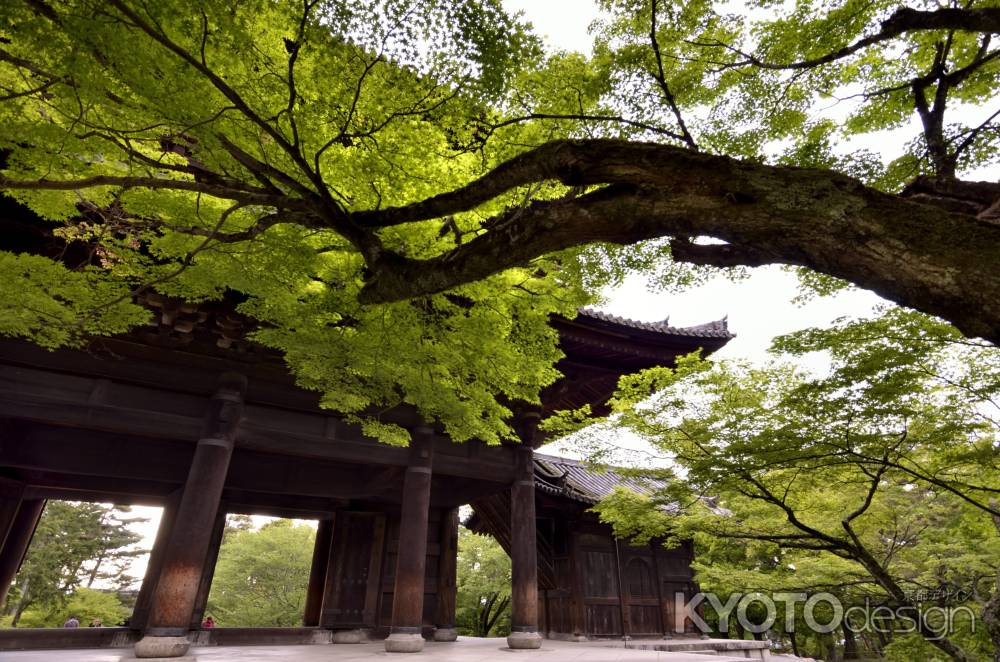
[0,637,763,662]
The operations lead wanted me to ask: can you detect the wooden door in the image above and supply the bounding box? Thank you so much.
[578,533,622,637]
[622,555,662,635]
[320,512,386,628]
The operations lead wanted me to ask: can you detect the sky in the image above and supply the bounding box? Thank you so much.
[98,0,999,586]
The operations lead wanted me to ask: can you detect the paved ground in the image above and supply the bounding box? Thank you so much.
[0,637,759,662]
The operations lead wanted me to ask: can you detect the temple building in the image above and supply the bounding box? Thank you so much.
[469,453,701,640]
[0,197,733,658]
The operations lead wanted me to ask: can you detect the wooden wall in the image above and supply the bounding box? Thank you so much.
[538,516,698,639]
[319,506,447,636]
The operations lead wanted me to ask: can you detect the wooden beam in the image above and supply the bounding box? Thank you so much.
[0,364,516,483]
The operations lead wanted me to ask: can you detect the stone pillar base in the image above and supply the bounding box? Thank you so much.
[433,627,458,642]
[331,629,364,644]
[134,635,191,658]
[385,632,425,653]
[507,631,543,649]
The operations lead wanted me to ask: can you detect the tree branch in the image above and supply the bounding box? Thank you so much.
[649,0,698,149]
[353,139,1000,345]
[693,7,1000,72]
[0,172,300,208]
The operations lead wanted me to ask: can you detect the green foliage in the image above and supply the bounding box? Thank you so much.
[456,527,511,637]
[206,518,314,627]
[0,0,587,446]
[15,588,128,628]
[0,253,149,347]
[581,308,1000,660]
[0,0,998,446]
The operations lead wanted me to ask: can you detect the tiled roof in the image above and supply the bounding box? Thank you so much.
[533,453,671,505]
[576,308,734,339]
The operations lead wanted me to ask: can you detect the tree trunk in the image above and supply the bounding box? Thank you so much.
[10,577,29,627]
[823,633,838,661]
[984,586,1000,662]
[985,506,1000,662]
[789,629,800,658]
[86,552,106,588]
[842,623,859,660]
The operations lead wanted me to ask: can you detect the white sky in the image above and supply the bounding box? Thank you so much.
[96,0,1000,586]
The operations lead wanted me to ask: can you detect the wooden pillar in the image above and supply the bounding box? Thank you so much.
[189,509,227,629]
[131,491,181,630]
[508,442,542,649]
[384,426,434,653]
[432,507,459,642]
[0,478,26,551]
[569,528,588,641]
[614,538,629,639]
[303,516,334,627]
[0,498,45,608]
[650,542,670,638]
[134,373,246,659]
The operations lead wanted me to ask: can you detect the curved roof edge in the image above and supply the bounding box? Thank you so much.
[575,308,735,340]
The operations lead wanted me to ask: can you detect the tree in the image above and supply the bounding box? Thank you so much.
[205,518,314,627]
[3,501,144,627]
[575,308,1000,661]
[81,506,148,589]
[456,527,511,637]
[0,0,998,447]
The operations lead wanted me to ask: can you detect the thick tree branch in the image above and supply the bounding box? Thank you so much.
[0,172,301,209]
[355,139,1000,345]
[696,7,1000,72]
[883,7,1000,36]
[668,239,777,268]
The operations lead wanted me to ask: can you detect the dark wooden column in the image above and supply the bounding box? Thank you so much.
[432,507,459,641]
[0,498,45,608]
[189,509,227,629]
[0,478,26,551]
[568,528,588,641]
[384,426,434,653]
[303,516,334,627]
[134,373,246,659]
[508,441,542,649]
[131,491,181,630]
[614,538,629,639]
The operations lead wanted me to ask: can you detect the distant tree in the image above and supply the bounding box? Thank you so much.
[205,519,314,627]
[573,308,1000,662]
[82,506,148,589]
[456,527,511,637]
[3,501,144,627]
[221,514,255,544]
